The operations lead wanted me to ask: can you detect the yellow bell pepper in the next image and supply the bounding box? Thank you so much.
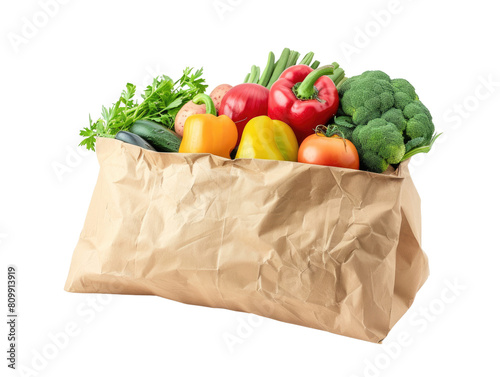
[179,94,238,158]
[236,116,298,161]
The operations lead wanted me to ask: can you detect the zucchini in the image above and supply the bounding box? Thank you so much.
[129,120,181,152]
[230,146,238,160]
[115,131,156,151]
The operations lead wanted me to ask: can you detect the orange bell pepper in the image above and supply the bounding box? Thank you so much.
[179,94,238,158]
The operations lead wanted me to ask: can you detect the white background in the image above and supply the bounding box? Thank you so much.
[1,0,499,376]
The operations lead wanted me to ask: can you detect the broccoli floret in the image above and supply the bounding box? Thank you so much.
[339,71,395,125]
[329,116,357,140]
[401,101,434,151]
[391,78,418,110]
[337,70,437,172]
[381,108,406,132]
[352,119,406,173]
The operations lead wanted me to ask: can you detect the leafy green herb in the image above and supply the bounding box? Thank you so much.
[79,67,208,150]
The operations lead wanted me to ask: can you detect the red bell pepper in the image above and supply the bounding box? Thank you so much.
[218,83,269,145]
[268,65,339,144]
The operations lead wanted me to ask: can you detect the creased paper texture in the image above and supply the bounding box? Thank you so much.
[65,138,429,343]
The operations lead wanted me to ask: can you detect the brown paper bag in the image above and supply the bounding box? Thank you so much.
[65,138,429,343]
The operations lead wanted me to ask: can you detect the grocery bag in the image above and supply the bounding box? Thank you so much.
[65,137,429,343]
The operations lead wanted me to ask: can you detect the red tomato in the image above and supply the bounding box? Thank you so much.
[298,134,360,169]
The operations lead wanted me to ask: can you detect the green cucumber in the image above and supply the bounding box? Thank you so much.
[115,131,156,151]
[129,120,181,152]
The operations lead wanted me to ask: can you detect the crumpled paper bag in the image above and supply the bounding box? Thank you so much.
[65,138,429,343]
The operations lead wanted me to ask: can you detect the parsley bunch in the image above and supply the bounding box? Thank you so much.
[80,67,208,150]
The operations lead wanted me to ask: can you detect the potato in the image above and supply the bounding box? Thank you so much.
[175,101,206,137]
[210,84,232,112]
[174,84,233,137]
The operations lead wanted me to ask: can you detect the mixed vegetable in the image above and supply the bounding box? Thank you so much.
[79,48,440,173]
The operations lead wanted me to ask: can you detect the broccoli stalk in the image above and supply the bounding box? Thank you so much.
[401,132,442,161]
